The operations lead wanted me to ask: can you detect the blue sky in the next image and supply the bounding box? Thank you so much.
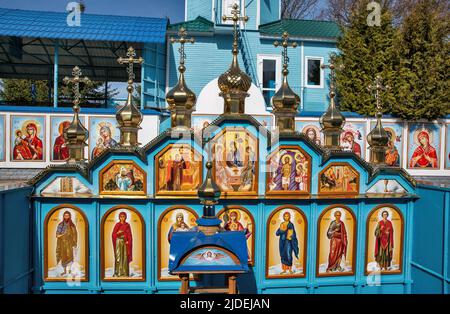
[0,0,186,23]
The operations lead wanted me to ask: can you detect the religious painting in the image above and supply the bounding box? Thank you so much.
[370,121,404,167]
[366,179,407,197]
[10,115,45,161]
[158,206,198,281]
[365,205,403,275]
[44,205,88,281]
[318,163,359,196]
[295,120,323,146]
[218,206,254,265]
[155,144,202,196]
[317,205,356,277]
[446,123,450,169]
[266,206,307,279]
[41,176,92,197]
[99,160,146,196]
[340,121,366,159]
[266,146,311,197]
[181,247,240,267]
[50,116,84,161]
[211,127,258,197]
[407,123,440,169]
[0,115,5,161]
[101,206,145,281]
[88,116,120,160]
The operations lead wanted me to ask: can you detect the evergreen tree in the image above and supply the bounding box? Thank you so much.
[333,0,398,117]
[393,0,450,120]
[0,79,49,103]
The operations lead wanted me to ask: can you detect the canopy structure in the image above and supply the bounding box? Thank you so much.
[0,8,168,108]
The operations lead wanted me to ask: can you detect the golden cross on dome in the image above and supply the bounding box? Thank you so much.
[117,46,144,87]
[368,75,390,112]
[321,62,339,98]
[222,3,249,55]
[273,32,297,74]
[63,66,90,110]
[170,27,195,70]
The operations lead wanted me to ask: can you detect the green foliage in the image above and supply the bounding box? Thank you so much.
[392,0,450,120]
[333,0,398,117]
[0,79,49,102]
[334,0,450,120]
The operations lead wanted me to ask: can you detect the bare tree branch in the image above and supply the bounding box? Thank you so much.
[281,0,320,19]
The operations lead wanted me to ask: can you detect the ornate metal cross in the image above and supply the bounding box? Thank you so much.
[63,66,90,109]
[368,75,389,112]
[170,27,195,68]
[273,32,297,74]
[222,3,249,54]
[321,62,338,96]
[117,46,144,86]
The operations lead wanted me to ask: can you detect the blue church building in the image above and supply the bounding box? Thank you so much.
[168,0,339,112]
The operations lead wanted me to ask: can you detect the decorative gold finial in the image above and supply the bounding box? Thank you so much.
[166,27,196,130]
[271,32,300,133]
[63,66,89,163]
[196,146,222,235]
[320,62,346,149]
[218,3,252,115]
[367,75,390,165]
[116,46,144,147]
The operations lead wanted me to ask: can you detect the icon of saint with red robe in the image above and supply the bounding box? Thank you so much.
[374,210,394,270]
[53,121,71,160]
[326,211,347,272]
[112,212,133,277]
[409,131,438,168]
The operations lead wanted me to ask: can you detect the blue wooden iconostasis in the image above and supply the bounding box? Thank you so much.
[30,115,417,294]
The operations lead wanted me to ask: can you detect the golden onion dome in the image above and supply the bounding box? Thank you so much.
[116,83,143,128]
[320,94,345,129]
[64,105,88,145]
[166,64,196,111]
[367,112,389,147]
[272,68,300,111]
[218,52,252,95]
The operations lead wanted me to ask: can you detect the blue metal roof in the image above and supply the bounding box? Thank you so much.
[0,8,167,43]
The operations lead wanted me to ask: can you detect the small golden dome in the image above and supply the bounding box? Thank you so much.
[64,105,88,146]
[116,84,143,128]
[218,53,252,95]
[272,68,300,111]
[166,64,196,111]
[320,96,345,129]
[367,112,389,147]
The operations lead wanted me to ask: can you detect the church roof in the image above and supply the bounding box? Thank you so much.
[259,19,341,40]
[168,16,214,33]
[0,7,167,43]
